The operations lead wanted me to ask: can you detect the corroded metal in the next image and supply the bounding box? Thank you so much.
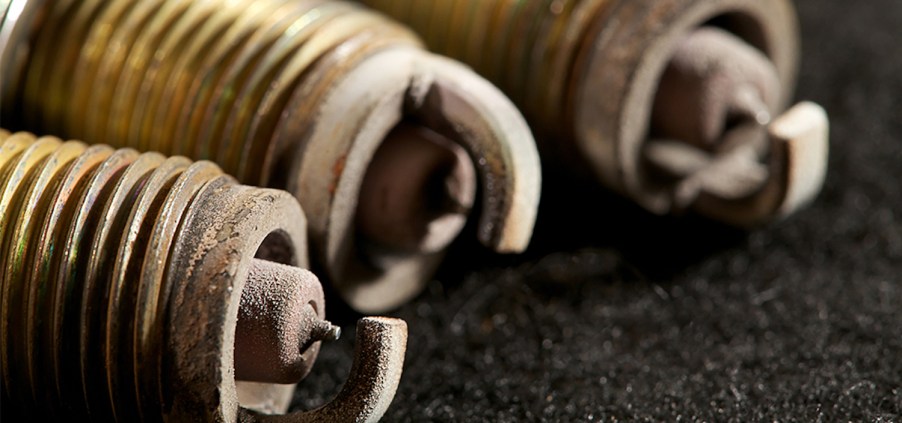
[0,131,408,422]
[242,317,408,423]
[1,0,541,312]
[361,0,829,226]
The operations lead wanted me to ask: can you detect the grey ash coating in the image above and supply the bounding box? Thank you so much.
[244,317,406,423]
[648,26,780,211]
[235,259,331,384]
[292,0,902,420]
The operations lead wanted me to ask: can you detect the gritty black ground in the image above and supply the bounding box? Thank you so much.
[293,1,902,420]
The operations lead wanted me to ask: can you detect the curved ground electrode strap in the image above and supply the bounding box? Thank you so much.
[572,0,800,215]
[165,182,310,422]
[280,46,540,312]
[692,102,829,226]
[412,53,542,253]
[769,103,829,218]
[242,317,408,423]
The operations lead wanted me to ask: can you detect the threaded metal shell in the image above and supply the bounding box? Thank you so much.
[362,0,799,134]
[361,0,806,220]
[0,131,310,421]
[2,0,542,313]
[361,0,610,133]
[11,0,419,185]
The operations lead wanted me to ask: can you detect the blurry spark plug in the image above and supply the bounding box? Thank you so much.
[359,0,828,226]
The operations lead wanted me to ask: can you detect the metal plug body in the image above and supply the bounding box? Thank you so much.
[0,0,541,313]
[360,0,829,226]
[0,131,407,422]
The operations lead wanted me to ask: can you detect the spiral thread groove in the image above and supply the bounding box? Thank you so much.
[361,0,612,131]
[7,0,420,185]
[0,130,227,421]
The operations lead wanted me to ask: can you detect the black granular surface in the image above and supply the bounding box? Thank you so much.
[293,0,902,420]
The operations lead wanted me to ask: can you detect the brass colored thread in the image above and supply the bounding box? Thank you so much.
[11,0,420,186]
[0,131,310,421]
[361,0,825,225]
[0,131,206,420]
[363,0,609,133]
[4,0,543,313]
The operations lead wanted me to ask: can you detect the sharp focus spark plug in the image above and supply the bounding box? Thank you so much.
[0,0,541,312]
[0,130,407,422]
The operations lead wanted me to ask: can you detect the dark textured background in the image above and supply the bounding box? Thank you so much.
[293,1,902,420]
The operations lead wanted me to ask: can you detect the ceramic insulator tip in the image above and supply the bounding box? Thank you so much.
[651,27,782,150]
[356,122,477,254]
[234,259,331,384]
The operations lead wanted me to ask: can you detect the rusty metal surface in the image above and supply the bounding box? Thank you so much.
[0,131,409,422]
[242,317,408,423]
[292,4,900,418]
[361,0,608,132]
[294,49,540,312]
[1,0,541,313]
[360,0,828,226]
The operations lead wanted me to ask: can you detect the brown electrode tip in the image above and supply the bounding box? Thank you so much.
[234,259,328,384]
[356,122,477,255]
